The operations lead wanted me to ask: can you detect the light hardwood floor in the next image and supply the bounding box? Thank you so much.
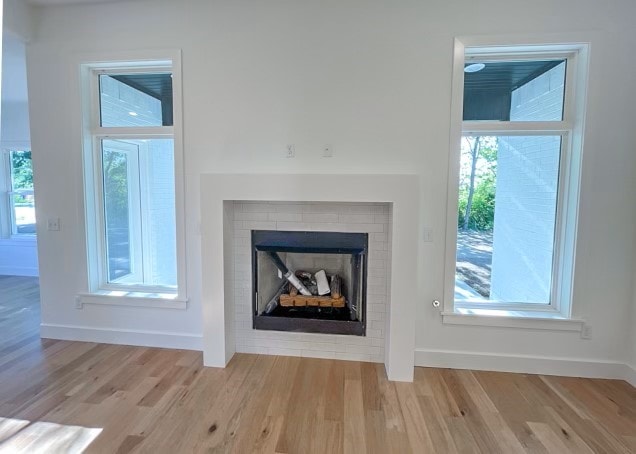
[0,275,635,453]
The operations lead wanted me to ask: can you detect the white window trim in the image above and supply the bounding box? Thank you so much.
[76,50,187,309]
[0,147,37,242]
[442,37,589,330]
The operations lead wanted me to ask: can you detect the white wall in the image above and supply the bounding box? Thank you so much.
[26,0,636,376]
[3,0,33,42]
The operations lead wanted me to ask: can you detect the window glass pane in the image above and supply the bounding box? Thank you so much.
[101,139,176,289]
[102,143,133,282]
[463,60,566,121]
[455,135,561,305]
[140,138,177,288]
[10,151,36,235]
[99,73,173,127]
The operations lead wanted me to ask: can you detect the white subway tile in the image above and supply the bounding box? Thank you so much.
[301,350,336,359]
[301,342,346,352]
[237,345,268,354]
[339,214,375,224]
[241,221,277,230]
[237,203,272,213]
[308,223,346,232]
[371,232,388,242]
[373,213,390,223]
[234,229,250,238]
[368,259,387,270]
[302,213,340,223]
[370,241,388,252]
[371,338,385,347]
[334,352,373,362]
[345,344,382,355]
[366,328,383,338]
[276,222,314,231]
[267,347,302,357]
[269,212,303,222]
[231,201,389,361]
[366,311,385,321]
[369,250,389,261]
[341,223,384,233]
[271,203,304,213]
[338,204,376,215]
[302,202,343,214]
[369,354,385,363]
[234,211,269,221]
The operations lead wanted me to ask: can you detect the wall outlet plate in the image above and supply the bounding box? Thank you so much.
[581,324,592,339]
[322,144,333,157]
[47,217,60,231]
[285,144,296,158]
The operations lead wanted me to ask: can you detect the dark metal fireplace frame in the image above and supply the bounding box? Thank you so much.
[251,230,368,336]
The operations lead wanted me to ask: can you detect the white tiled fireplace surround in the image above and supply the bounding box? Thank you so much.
[234,201,389,362]
[200,174,419,381]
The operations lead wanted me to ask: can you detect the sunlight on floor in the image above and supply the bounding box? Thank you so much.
[0,417,102,453]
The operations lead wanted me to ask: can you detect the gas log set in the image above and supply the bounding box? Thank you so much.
[262,252,345,313]
[252,230,368,336]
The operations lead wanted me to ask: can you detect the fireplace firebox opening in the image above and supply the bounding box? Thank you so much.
[252,230,368,336]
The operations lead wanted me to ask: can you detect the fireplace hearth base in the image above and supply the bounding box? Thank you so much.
[254,314,364,336]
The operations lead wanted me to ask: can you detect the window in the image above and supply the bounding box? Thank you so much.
[1,149,36,237]
[445,42,588,320]
[81,56,185,302]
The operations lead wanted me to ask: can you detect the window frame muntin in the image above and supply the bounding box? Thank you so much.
[444,40,586,318]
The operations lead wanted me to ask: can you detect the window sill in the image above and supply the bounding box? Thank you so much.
[76,292,187,310]
[0,236,37,246]
[441,308,585,332]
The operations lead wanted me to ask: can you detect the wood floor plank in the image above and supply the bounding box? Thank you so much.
[0,277,634,453]
[344,361,367,454]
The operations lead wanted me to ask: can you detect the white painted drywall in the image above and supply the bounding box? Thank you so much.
[3,0,33,41]
[25,0,636,376]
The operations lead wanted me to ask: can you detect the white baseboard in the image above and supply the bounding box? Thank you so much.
[41,323,203,351]
[624,363,636,387]
[415,348,635,384]
[0,266,38,277]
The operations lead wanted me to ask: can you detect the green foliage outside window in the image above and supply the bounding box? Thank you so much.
[457,137,497,231]
[10,151,34,206]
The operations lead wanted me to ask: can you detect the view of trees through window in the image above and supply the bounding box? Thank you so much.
[456,137,497,298]
[102,145,133,281]
[10,150,36,234]
[458,137,497,231]
[455,134,561,304]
